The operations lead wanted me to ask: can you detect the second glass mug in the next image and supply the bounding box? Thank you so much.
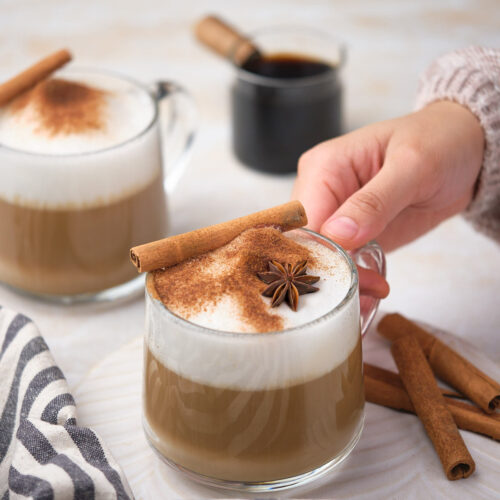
[0,68,196,303]
[143,229,385,492]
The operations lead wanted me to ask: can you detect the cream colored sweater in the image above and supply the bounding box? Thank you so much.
[415,46,500,242]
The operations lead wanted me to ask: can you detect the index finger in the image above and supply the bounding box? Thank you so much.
[291,137,357,231]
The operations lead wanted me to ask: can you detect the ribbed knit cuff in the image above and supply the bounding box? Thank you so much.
[415,46,500,243]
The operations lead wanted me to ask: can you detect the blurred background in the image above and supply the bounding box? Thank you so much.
[2,1,499,124]
[2,0,498,219]
[0,0,499,356]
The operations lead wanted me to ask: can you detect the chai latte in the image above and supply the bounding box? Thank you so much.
[0,71,167,295]
[144,228,364,483]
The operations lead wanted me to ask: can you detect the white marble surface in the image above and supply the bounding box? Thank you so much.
[1,0,499,498]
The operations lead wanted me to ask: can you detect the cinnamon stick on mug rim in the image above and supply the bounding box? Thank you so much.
[391,335,475,480]
[130,201,308,273]
[364,364,500,441]
[0,49,72,107]
[378,313,500,413]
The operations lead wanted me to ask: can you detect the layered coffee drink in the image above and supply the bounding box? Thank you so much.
[0,71,167,295]
[144,227,363,484]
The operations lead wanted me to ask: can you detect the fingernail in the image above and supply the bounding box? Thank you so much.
[324,216,359,240]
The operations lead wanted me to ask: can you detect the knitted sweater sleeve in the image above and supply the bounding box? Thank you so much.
[415,46,500,242]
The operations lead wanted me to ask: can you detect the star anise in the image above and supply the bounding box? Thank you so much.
[257,260,320,311]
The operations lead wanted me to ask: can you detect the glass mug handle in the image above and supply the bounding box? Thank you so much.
[152,81,197,195]
[350,240,386,336]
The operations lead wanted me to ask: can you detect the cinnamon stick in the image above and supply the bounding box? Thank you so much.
[391,335,475,480]
[364,364,500,441]
[0,49,72,107]
[130,201,307,272]
[195,15,260,66]
[364,363,462,398]
[378,313,500,413]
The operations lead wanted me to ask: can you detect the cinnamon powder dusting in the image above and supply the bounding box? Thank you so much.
[9,78,107,135]
[152,227,316,333]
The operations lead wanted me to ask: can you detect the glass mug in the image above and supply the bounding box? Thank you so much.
[0,68,196,303]
[143,229,385,492]
[231,27,345,174]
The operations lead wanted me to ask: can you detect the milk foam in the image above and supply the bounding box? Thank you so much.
[0,70,161,208]
[176,233,352,331]
[146,231,360,390]
[0,72,154,155]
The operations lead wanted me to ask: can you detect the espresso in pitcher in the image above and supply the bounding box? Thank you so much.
[144,227,363,482]
[232,53,342,174]
[242,53,332,78]
[0,73,168,296]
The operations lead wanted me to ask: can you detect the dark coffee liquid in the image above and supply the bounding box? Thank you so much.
[242,53,332,79]
[232,53,342,174]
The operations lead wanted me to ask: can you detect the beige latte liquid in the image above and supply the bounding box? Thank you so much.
[144,335,363,482]
[0,175,167,295]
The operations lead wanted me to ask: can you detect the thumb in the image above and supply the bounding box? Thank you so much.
[320,162,416,249]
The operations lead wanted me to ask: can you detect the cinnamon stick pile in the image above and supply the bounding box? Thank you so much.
[366,313,500,480]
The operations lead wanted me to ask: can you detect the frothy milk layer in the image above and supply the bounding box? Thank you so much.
[0,71,161,208]
[171,232,352,331]
[146,229,360,390]
[0,72,155,154]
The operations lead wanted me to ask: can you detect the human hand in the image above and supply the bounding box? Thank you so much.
[293,101,484,252]
[292,101,485,298]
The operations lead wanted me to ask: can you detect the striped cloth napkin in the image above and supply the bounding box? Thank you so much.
[0,306,133,499]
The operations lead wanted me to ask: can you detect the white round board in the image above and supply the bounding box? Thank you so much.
[73,314,500,499]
